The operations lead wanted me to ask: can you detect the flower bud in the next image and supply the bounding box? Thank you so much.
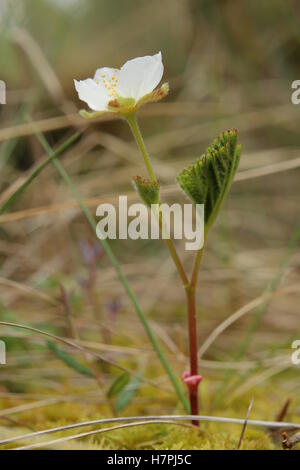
[132,176,160,207]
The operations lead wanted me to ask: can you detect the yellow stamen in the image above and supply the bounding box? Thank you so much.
[97,69,118,98]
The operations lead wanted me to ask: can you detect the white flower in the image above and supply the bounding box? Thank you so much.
[74,52,168,117]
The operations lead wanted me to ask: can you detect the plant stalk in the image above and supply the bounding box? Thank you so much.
[126,112,189,288]
[186,286,199,425]
[31,124,189,413]
[126,113,156,181]
[127,112,205,424]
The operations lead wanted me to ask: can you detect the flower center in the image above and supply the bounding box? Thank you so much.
[96,69,119,98]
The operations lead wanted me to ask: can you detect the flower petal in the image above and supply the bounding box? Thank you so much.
[117,52,163,102]
[74,78,109,111]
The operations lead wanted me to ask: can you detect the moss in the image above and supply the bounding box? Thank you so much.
[0,380,298,450]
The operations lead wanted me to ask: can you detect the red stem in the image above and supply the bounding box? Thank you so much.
[186,288,199,425]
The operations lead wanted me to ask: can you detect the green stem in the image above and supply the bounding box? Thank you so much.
[191,248,204,290]
[126,112,204,422]
[126,112,189,288]
[158,212,190,288]
[33,125,189,413]
[126,112,156,181]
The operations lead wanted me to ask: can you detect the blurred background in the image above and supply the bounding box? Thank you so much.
[0,0,299,449]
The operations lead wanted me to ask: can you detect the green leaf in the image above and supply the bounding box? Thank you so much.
[177,129,241,233]
[47,341,95,378]
[132,176,160,206]
[115,375,142,412]
[107,372,130,398]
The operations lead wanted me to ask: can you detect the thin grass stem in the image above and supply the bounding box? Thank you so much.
[29,122,189,412]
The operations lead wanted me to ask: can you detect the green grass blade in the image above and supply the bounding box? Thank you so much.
[115,375,142,412]
[47,340,95,378]
[30,122,189,413]
[0,131,81,215]
[107,373,130,398]
[0,104,28,168]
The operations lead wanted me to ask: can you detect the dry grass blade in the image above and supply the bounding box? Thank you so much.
[15,420,194,450]
[228,362,291,403]
[0,277,59,306]
[0,321,165,391]
[0,399,60,418]
[1,415,299,448]
[237,397,254,450]
[198,284,300,359]
[276,398,292,423]
[235,156,300,181]
[1,149,300,225]
[12,28,65,104]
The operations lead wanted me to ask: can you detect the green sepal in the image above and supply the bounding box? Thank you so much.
[79,83,169,119]
[177,129,241,233]
[79,109,106,119]
[116,96,135,107]
[136,82,169,108]
[132,176,160,207]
